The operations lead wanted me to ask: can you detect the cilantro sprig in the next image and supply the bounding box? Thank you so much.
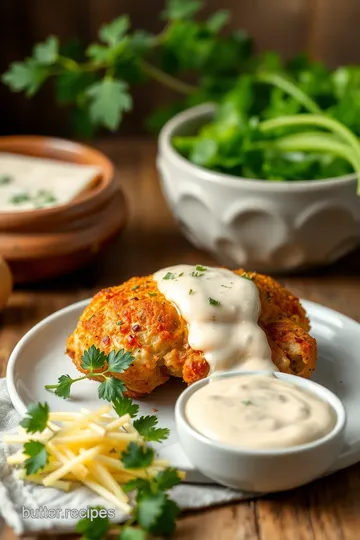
[45,345,134,402]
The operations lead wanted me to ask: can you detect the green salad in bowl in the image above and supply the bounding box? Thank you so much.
[172,56,360,186]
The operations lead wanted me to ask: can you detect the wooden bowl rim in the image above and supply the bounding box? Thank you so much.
[0,188,127,260]
[0,135,115,225]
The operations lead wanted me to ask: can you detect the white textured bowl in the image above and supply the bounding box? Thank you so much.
[175,371,346,492]
[157,104,360,272]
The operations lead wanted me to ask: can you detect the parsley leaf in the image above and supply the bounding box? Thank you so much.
[148,497,180,536]
[123,478,150,493]
[208,297,221,306]
[131,285,140,291]
[122,442,155,469]
[155,467,182,490]
[75,507,111,540]
[107,349,134,373]
[98,377,127,402]
[133,415,170,443]
[241,272,252,280]
[195,265,207,272]
[81,345,107,372]
[23,441,49,475]
[119,528,146,540]
[53,374,73,399]
[20,403,49,433]
[86,79,132,131]
[112,396,139,418]
[189,289,194,295]
[2,59,49,96]
[33,36,59,65]
[162,272,175,280]
[135,492,166,530]
[162,0,203,20]
[99,16,130,47]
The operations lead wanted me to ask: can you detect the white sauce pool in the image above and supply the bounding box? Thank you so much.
[154,264,274,373]
[185,374,336,449]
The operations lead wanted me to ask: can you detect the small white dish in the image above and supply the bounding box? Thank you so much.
[175,370,346,492]
[157,103,360,272]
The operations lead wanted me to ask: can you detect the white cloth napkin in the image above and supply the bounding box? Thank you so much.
[0,378,252,536]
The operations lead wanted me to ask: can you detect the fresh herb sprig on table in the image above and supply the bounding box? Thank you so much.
[45,345,134,401]
[13,394,180,539]
[4,0,360,184]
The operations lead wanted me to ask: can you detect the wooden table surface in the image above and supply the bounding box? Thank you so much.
[2,139,360,540]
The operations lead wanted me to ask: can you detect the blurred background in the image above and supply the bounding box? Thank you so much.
[1,0,359,137]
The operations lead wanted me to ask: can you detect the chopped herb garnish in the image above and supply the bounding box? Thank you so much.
[0,175,12,185]
[195,265,207,272]
[116,320,124,326]
[189,289,194,295]
[148,292,157,297]
[34,189,57,208]
[208,297,221,306]
[221,284,231,288]
[178,272,184,277]
[131,285,140,291]
[163,272,175,280]
[191,271,204,278]
[242,400,253,406]
[10,192,31,205]
[241,272,252,280]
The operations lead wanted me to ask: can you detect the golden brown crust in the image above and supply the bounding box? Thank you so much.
[66,270,317,396]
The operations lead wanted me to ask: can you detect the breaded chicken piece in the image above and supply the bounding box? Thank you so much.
[66,270,317,398]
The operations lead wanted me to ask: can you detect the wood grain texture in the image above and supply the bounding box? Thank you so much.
[0,0,360,135]
[2,138,360,539]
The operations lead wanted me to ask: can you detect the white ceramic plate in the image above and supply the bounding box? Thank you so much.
[6,299,360,483]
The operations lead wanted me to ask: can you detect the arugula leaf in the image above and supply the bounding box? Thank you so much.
[23,441,49,475]
[122,442,155,469]
[107,349,134,373]
[112,396,139,418]
[99,16,130,46]
[53,374,73,399]
[2,59,49,96]
[155,467,182,490]
[162,0,203,21]
[98,377,127,402]
[133,415,170,443]
[119,528,146,540]
[81,345,107,372]
[33,36,59,65]
[86,79,132,131]
[20,403,49,433]
[75,507,111,540]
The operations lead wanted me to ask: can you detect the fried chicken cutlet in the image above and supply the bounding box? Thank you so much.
[66,267,317,398]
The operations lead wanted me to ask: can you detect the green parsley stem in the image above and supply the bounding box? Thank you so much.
[139,59,197,95]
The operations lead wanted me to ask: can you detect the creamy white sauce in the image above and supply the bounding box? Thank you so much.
[186,374,336,449]
[154,264,274,373]
[0,152,100,212]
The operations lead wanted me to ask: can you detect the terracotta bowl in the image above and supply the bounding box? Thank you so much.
[0,136,128,283]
